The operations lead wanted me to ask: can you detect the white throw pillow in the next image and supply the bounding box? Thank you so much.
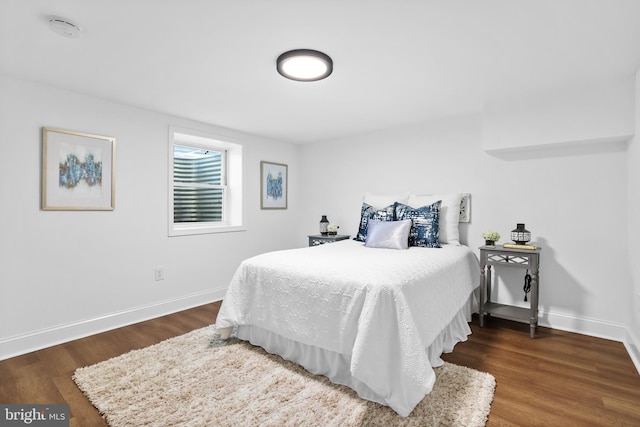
[407,193,462,245]
[364,219,412,250]
[363,192,410,210]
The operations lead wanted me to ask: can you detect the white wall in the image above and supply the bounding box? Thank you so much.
[482,77,635,152]
[626,68,640,369]
[298,113,631,341]
[0,74,300,359]
[1,71,637,361]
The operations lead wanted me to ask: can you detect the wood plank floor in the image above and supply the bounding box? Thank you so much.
[441,316,640,427]
[1,302,639,426]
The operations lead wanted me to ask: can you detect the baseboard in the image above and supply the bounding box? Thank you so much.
[0,289,226,361]
[624,328,640,375]
[486,308,639,369]
[3,293,637,368]
[537,309,627,341]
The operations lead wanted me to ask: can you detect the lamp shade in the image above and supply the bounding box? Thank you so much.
[277,49,333,82]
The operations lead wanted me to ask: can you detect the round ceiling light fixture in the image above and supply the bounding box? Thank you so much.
[277,49,333,82]
[48,16,82,38]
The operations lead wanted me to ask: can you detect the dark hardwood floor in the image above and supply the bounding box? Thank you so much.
[441,316,640,426]
[1,302,639,426]
[0,302,222,427]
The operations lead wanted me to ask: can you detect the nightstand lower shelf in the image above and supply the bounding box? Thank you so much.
[480,302,532,322]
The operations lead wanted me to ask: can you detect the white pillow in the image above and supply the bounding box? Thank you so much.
[363,192,410,210]
[364,219,412,250]
[407,193,462,245]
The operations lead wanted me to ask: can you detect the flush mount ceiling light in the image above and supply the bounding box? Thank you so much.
[277,49,333,82]
[48,16,82,38]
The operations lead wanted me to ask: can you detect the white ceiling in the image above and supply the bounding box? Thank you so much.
[2,0,640,144]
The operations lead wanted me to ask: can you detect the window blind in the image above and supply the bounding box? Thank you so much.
[173,147,224,223]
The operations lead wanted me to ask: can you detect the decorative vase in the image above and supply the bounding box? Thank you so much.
[319,215,329,235]
[511,223,531,244]
[485,240,495,246]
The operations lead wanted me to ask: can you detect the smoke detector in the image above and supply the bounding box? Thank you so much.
[48,16,82,38]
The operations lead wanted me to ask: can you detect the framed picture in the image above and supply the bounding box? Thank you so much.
[459,193,471,223]
[260,161,287,209]
[42,127,116,211]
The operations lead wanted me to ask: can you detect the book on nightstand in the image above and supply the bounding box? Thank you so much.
[503,243,538,250]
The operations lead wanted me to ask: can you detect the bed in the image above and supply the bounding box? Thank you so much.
[215,193,480,417]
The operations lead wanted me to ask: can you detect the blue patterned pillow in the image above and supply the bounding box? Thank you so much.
[354,203,396,242]
[395,201,442,248]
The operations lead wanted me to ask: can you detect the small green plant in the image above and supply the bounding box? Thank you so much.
[481,229,500,242]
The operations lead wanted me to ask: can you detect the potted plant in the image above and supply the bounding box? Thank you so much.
[327,224,339,235]
[482,229,500,246]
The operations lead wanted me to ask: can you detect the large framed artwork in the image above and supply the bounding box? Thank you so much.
[42,127,116,211]
[260,161,287,209]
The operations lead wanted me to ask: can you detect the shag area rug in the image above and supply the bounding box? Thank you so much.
[73,326,495,426]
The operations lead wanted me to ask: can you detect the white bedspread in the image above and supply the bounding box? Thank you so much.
[216,239,480,416]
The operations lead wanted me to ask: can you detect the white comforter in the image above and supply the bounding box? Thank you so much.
[216,239,480,416]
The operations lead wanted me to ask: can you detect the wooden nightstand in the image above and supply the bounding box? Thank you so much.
[479,245,541,338]
[308,234,350,246]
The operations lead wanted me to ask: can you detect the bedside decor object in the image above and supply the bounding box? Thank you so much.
[481,229,500,246]
[503,243,537,250]
[510,223,531,245]
[42,127,116,211]
[260,161,288,209]
[327,224,339,235]
[319,215,329,235]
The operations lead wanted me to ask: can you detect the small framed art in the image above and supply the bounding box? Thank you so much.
[459,193,471,223]
[42,127,116,211]
[260,161,287,209]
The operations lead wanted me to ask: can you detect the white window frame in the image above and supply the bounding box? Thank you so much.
[169,126,244,236]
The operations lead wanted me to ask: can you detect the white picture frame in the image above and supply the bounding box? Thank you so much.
[260,161,288,209]
[42,127,116,211]
[459,193,471,223]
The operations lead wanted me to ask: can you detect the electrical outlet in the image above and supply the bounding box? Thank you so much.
[155,267,165,281]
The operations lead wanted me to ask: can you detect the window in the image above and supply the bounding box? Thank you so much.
[169,127,243,236]
[173,145,224,222]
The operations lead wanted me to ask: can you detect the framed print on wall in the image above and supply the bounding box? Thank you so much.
[459,193,471,223]
[260,161,287,209]
[42,127,116,211]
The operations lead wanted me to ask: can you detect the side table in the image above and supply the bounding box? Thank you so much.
[308,234,350,246]
[479,245,541,338]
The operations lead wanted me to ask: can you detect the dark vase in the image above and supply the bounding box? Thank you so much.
[511,223,531,244]
[319,215,329,235]
[485,240,495,246]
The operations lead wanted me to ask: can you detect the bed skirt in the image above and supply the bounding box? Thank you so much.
[234,293,476,416]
